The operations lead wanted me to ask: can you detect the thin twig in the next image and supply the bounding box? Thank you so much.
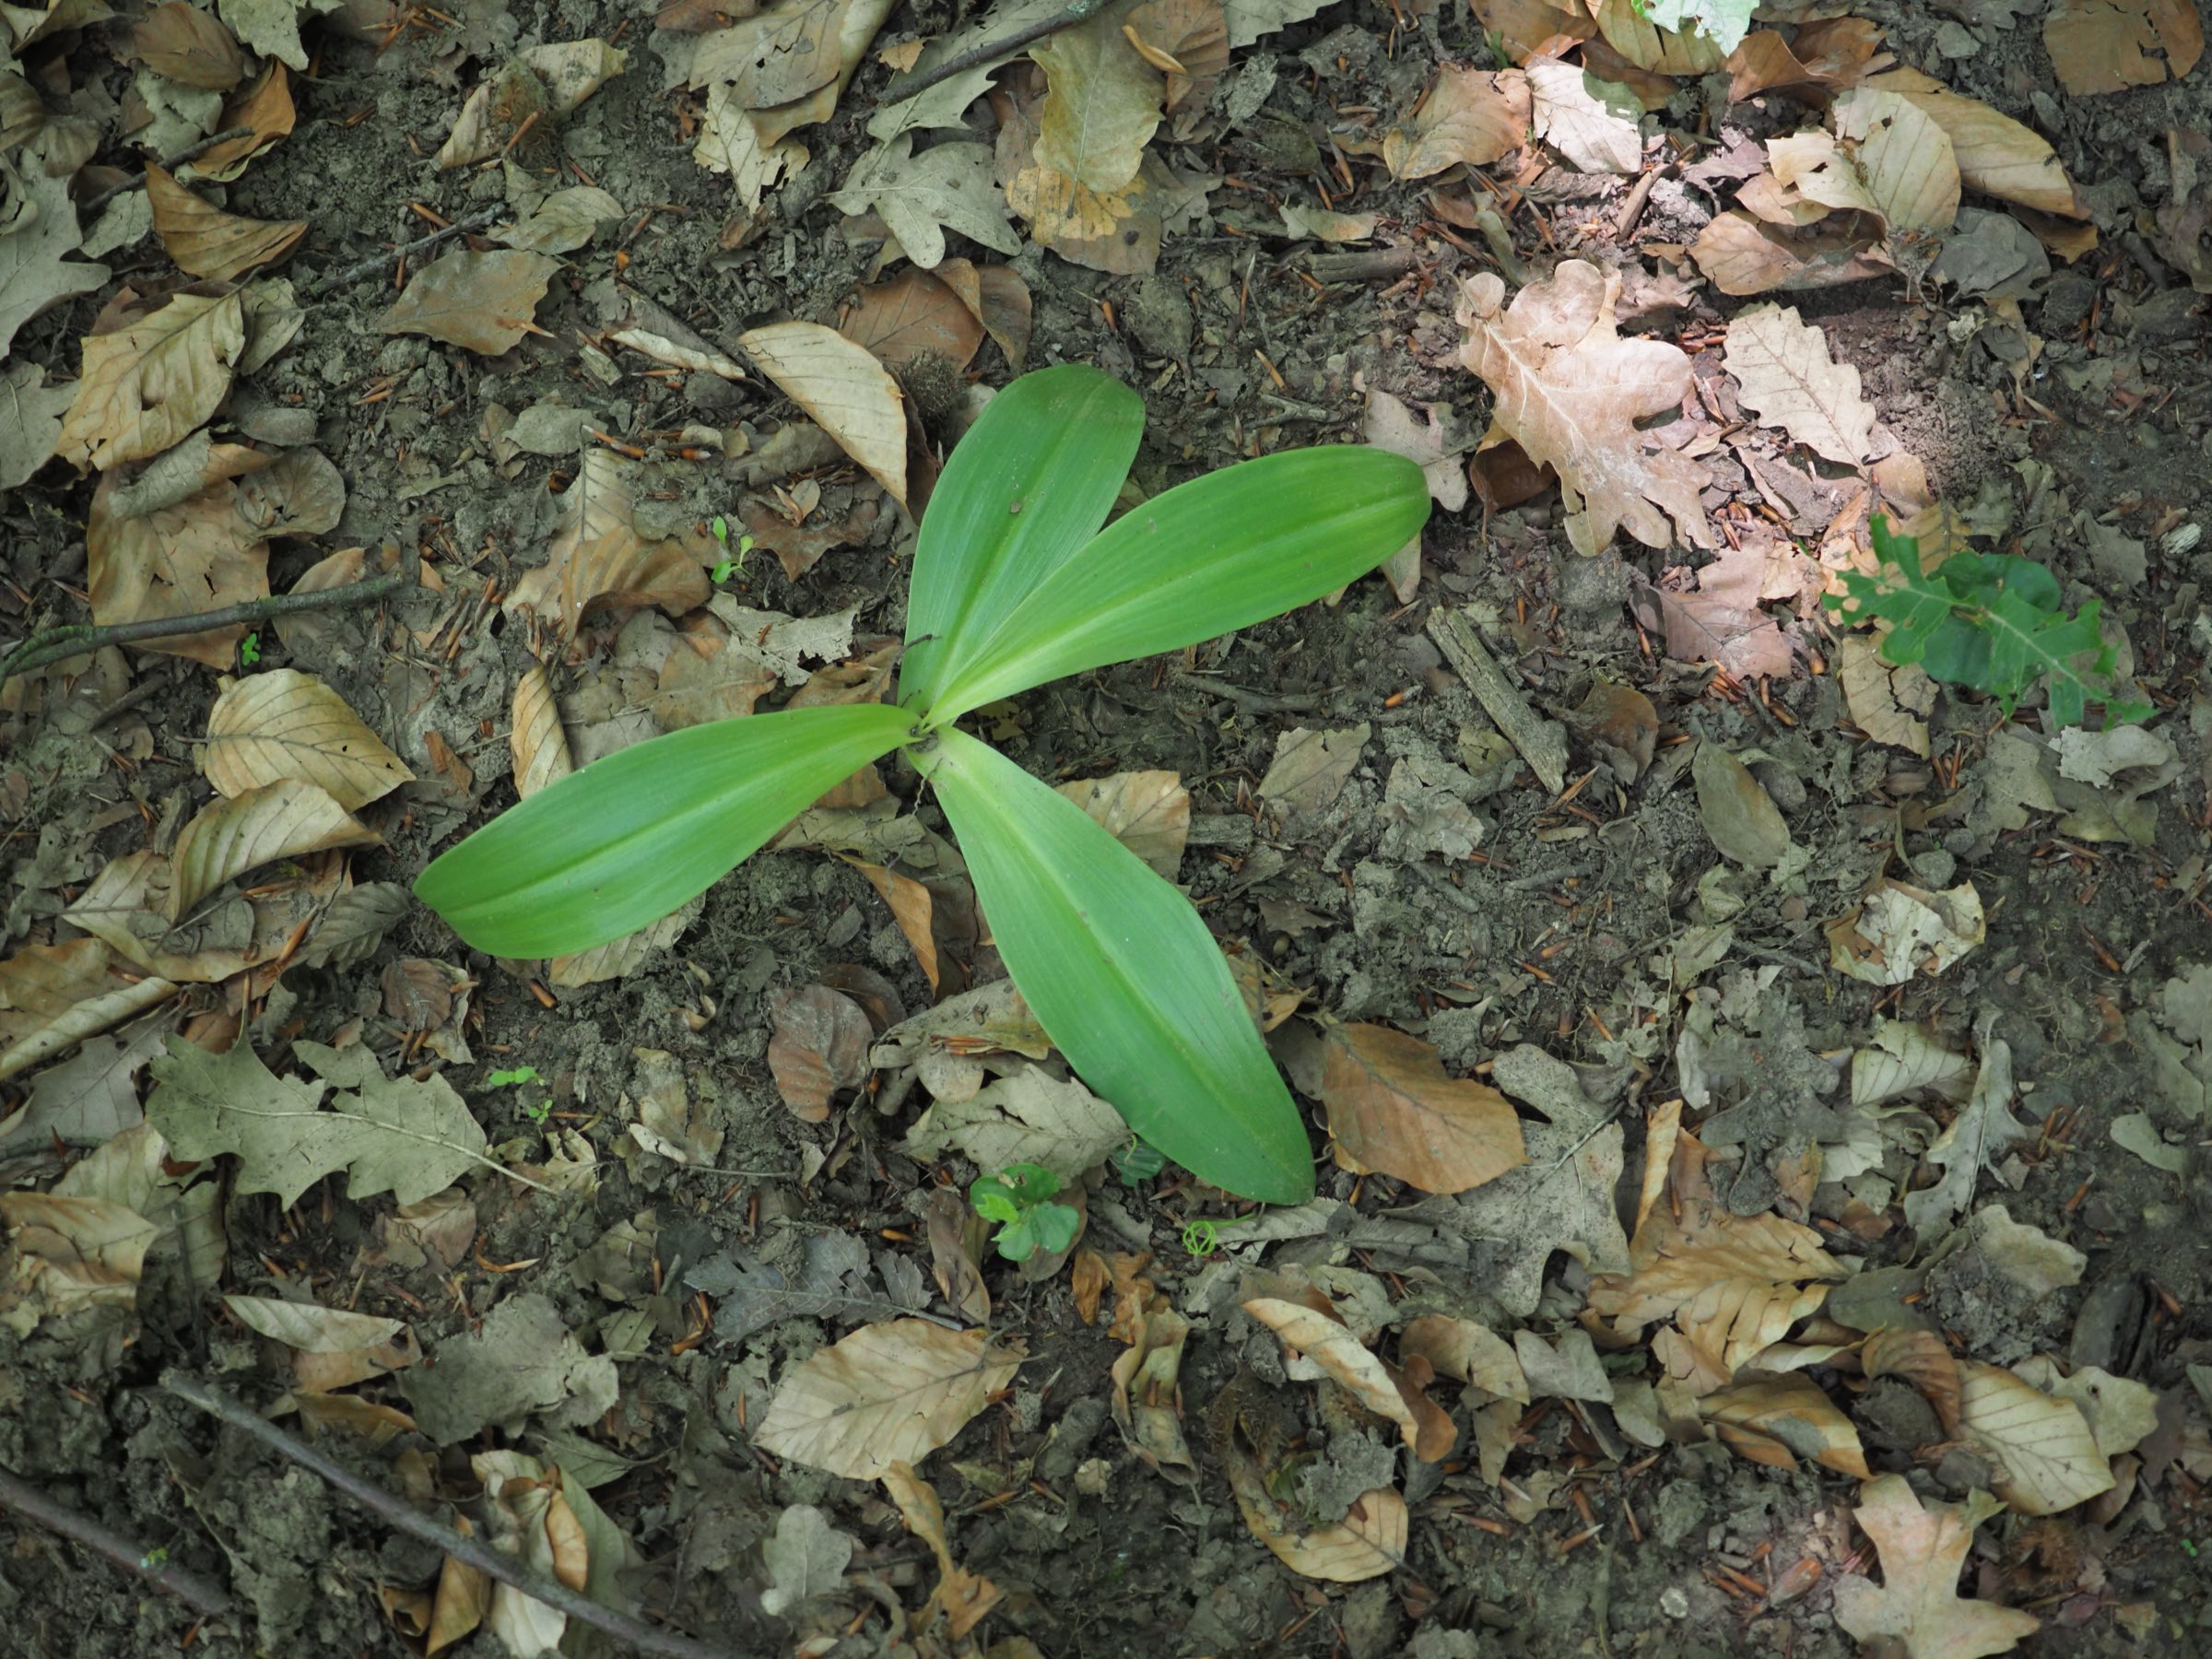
[880,0,1109,104]
[2,566,414,680]
[80,127,259,218]
[0,1464,232,1619]
[158,1373,737,1659]
[301,205,505,298]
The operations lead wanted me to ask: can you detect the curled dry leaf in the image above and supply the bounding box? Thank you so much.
[1124,0,1227,108]
[57,289,247,472]
[741,321,908,506]
[752,1319,1023,1478]
[204,668,416,808]
[767,983,874,1121]
[167,780,380,918]
[382,250,559,357]
[1833,1476,2040,1658]
[197,61,298,179]
[505,448,711,640]
[882,1463,1003,1640]
[1863,1326,1962,1430]
[1319,1020,1525,1195]
[511,665,573,798]
[1244,1296,1455,1461]
[1456,260,1710,556]
[1700,1373,1870,1477]
[1111,1293,1198,1480]
[145,165,305,281]
[1400,1314,1530,1403]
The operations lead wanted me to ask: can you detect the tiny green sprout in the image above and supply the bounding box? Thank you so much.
[1112,1138,1167,1187]
[970,1162,1081,1262]
[487,1064,552,1124]
[710,516,754,582]
[1181,1218,1219,1257]
[238,631,261,666]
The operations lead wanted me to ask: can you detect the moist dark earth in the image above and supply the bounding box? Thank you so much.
[4,0,2212,1653]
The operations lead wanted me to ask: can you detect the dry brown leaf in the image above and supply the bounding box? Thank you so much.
[1649,535,1796,681]
[1124,0,1226,109]
[1689,209,1894,295]
[1382,65,1529,181]
[0,1194,156,1328]
[1109,1291,1197,1480]
[651,630,779,729]
[739,494,881,582]
[1588,0,1725,73]
[1955,1360,2113,1515]
[145,165,304,281]
[753,1319,1023,1477]
[840,266,985,372]
[426,1553,490,1656]
[962,261,1033,371]
[1726,19,1884,100]
[1526,56,1641,174]
[1031,7,1162,193]
[57,289,246,473]
[1244,1297,1436,1456]
[1862,1327,1962,1432]
[505,448,711,640]
[197,62,297,178]
[86,471,267,668]
[1317,1022,1525,1194]
[1401,1313,1531,1403]
[1222,1452,1407,1583]
[741,321,908,505]
[382,250,559,357]
[766,983,873,1120]
[1470,0,1593,57]
[1700,1373,1869,1477]
[925,1186,990,1324]
[1830,89,1959,232]
[704,0,848,108]
[1053,771,1189,879]
[1006,158,1163,276]
[2043,0,2202,93]
[1833,1477,2039,1657]
[1588,1129,1844,1377]
[1861,69,2083,218]
[1723,302,1877,464]
[846,858,942,992]
[203,669,415,808]
[168,780,379,918]
[511,665,572,798]
[1456,260,1710,556]
[133,1,245,88]
[234,446,345,536]
[1838,634,1934,757]
[882,1462,1003,1640]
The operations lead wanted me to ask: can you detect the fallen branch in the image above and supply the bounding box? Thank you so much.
[2,566,414,681]
[302,205,505,298]
[80,127,259,218]
[159,1372,738,1659]
[0,1464,232,1620]
[879,0,1108,105]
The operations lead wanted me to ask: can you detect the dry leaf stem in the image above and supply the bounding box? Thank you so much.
[0,1464,233,1619]
[159,1372,739,1659]
[3,566,413,680]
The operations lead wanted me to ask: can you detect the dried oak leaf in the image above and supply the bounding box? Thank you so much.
[382,249,559,357]
[1455,259,1711,556]
[1833,1476,2039,1657]
[1722,302,1877,465]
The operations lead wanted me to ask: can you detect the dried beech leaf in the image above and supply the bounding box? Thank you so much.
[204,668,415,808]
[505,448,710,639]
[133,2,247,88]
[1862,69,2083,218]
[1031,7,1162,193]
[1833,1476,2039,1657]
[2043,0,2202,94]
[840,266,985,372]
[1455,260,1710,556]
[382,250,559,357]
[1053,771,1189,879]
[1955,1360,2114,1515]
[145,165,304,280]
[767,983,873,1120]
[1699,1373,1869,1477]
[57,290,246,472]
[1400,1314,1531,1403]
[1243,1297,1440,1457]
[168,780,379,918]
[1318,1022,1526,1194]
[1829,89,1959,233]
[741,321,908,505]
[87,471,267,668]
[753,1319,1023,1477]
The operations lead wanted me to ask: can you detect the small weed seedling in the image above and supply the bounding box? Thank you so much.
[970,1163,1080,1262]
[1112,1137,1168,1187]
[238,630,261,667]
[1825,514,2148,730]
[710,516,753,582]
[415,363,1430,1203]
[487,1064,553,1124]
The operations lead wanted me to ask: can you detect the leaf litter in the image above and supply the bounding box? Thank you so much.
[3,0,2211,1648]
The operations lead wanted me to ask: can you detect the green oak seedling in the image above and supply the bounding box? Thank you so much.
[414,363,1430,1204]
[1825,514,2148,729]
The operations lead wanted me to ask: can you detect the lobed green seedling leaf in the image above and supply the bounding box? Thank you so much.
[1824,514,2147,731]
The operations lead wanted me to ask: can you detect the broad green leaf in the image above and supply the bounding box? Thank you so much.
[925,446,1431,721]
[900,362,1142,711]
[921,728,1314,1203]
[416,703,913,958]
